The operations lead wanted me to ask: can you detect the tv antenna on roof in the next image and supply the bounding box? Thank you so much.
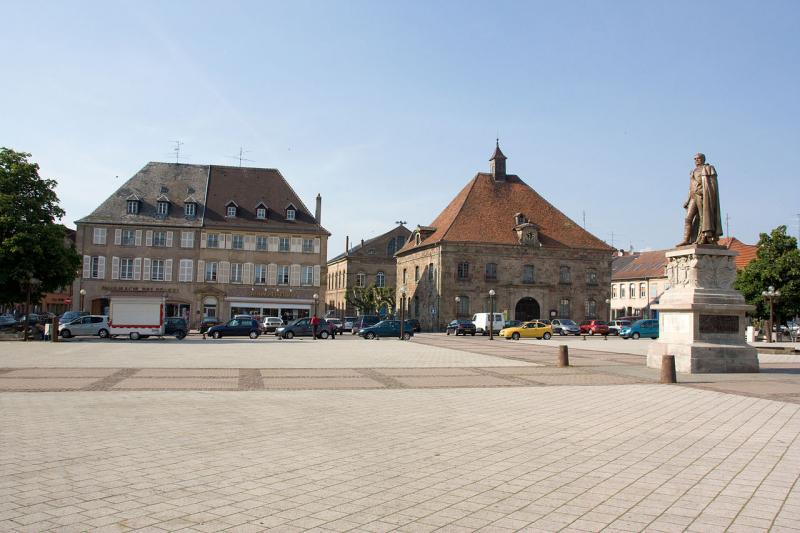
[395,220,407,226]
[170,140,185,163]
[227,147,254,167]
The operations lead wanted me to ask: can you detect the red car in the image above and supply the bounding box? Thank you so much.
[579,320,609,335]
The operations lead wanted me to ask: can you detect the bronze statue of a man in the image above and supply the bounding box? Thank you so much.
[678,153,723,246]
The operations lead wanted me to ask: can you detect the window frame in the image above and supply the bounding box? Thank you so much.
[151,259,165,281]
[184,202,196,217]
[120,258,134,280]
[157,201,169,216]
[205,262,218,282]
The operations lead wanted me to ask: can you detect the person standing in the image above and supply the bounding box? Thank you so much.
[310,314,319,340]
[678,153,722,246]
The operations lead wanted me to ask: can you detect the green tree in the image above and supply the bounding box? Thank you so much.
[0,148,80,305]
[345,286,378,314]
[373,286,396,316]
[734,225,800,322]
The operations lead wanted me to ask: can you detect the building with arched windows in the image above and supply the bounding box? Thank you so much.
[395,143,613,331]
[325,225,411,317]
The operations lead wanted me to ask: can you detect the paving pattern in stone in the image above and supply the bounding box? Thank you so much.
[1,387,799,532]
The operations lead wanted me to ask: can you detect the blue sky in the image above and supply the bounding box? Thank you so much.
[2,1,798,257]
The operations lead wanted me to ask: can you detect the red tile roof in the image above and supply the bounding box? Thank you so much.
[612,250,668,280]
[398,172,612,253]
[718,237,758,270]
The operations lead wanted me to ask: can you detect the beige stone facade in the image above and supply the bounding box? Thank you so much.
[326,226,410,317]
[74,163,329,328]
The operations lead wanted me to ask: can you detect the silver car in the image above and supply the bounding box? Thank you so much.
[550,318,580,336]
[59,315,110,339]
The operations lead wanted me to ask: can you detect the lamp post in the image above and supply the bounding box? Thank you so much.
[761,285,781,343]
[24,274,40,342]
[313,293,319,317]
[605,298,611,322]
[79,288,87,313]
[455,296,461,319]
[489,289,496,340]
[399,286,406,340]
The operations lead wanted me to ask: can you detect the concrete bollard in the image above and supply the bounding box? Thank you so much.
[558,345,569,367]
[52,317,59,342]
[661,355,677,384]
[582,335,586,341]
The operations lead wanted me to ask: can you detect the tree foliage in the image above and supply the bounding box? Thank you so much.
[0,148,80,304]
[734,225,800,321]
[345,284,396,315]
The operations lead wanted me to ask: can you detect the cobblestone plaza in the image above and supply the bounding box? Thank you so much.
[1,336,799,532]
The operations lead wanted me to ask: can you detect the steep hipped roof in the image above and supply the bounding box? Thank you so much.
[719,237,758,270]
[76,162,209,227]
[398,172,611,254]
[328,225,411,264]
[612,250,668,281]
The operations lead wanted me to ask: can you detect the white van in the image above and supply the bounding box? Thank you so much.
[108,296,166,340]
[472,312,505,335]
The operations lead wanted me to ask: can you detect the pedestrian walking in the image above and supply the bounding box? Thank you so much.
[329,322,336,339]
[311,314,319,340]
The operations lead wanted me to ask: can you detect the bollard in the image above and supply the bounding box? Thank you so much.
[661,355,677,384]
[582,335,586,341]
[52,317,59,342]
[558,345,569,367]
[603,334,607,341]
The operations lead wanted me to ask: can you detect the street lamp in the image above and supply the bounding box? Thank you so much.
[761,285,781,343]
[455,296,461,319]
[488,289,496,340]
[79,289,87,313]
[399,286,407,340]
[24,274,41,342]
[605,298,611,322]
[313,293,319,316]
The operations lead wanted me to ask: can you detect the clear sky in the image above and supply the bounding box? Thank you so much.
[2,1,798,257]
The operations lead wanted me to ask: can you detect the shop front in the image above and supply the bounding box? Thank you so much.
[225,297,314,324]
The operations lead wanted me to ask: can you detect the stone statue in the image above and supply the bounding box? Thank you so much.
[678,153,723,246]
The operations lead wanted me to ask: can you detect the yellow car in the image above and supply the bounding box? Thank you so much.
[499,321,553,340]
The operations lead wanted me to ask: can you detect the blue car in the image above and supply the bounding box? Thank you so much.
[357,320,414,340]
[620,319,659,339]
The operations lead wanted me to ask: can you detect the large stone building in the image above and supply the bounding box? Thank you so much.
[611,237,758,320]
[395,144,613,330]
[326,225,411,317]
[74,162,329,327]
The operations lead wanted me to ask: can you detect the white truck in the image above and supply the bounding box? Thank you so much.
[108,296,165,340]
[472,312,505,335]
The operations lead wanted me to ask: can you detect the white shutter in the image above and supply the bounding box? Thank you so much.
[197,260,206,282]
[268,236,279,252]
[135,230,142,246]
[244,235,254,251]
[142,258,151,280]
[313,265,321,286]
[114,229,122,245]
[314,238,320,254]
[166,231,173,247]
[145,230,153,246]
[290,264,301,286]
[290,238,302,253]
[220,261,230,284]
[268,263,277,285]
[82,255,91,278]
[165,259,173,282]
[243,263,253,284]
[101,228,107,244]
[111,256,120,280]
[227,234,233,249]
[96,257,105,279]
[200,232,207,249]
[133,258,142,280]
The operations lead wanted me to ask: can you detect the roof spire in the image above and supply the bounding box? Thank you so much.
[489,139,507,180]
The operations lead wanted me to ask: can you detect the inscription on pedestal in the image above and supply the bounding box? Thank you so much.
[699,315,738,334]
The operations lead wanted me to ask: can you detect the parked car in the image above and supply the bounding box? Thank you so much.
[405,318,421,333]
[326,318,344,334]
[351,315,380,335]
[164,317,188,339]
[579,320,609,336]
[550,318,580,336]
[607,320,632,336]
[499,321,553,340]
[207,318,261,339]
[620,319,659,339]
[58,315,110,339]
[59,311,88,324]
[503,320,524,329]
[357,319,414,340]
[472,312,505,335]
[261,316,285,333]
[343,316,356,332]
[199,316,223,334]
[276,317,332,339]
[446,319,477,336]
[0,314,16,328]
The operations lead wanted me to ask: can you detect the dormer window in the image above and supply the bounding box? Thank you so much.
[157,201,169,216]
[126,200,139,215]
[286,205,296,221]
[225,201,238,218]
[255,203,267,220]
[415,233,421,245]
[184,202,196,217]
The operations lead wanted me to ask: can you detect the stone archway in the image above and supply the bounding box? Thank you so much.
[515,297,541,321]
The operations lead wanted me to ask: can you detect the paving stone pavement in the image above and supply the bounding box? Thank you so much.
[2,335,800,532]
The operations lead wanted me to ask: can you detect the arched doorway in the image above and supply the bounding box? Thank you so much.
[515,297,540,321]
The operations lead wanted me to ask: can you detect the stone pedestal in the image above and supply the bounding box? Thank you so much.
[647,245,759,373]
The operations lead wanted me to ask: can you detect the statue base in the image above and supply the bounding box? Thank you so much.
[646,245,759,373]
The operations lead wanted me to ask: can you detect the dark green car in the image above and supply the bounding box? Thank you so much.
[356,320,414,340]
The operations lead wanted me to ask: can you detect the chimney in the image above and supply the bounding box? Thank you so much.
[315,194,322,224]
[346,236,349,255]
[361,239,365,249]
